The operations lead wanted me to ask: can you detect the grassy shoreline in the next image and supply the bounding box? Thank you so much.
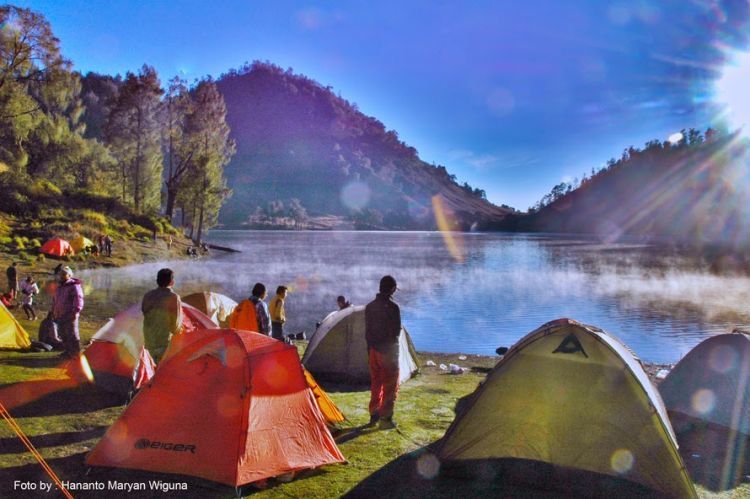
[0,250,745,497]
[1,308,745,497]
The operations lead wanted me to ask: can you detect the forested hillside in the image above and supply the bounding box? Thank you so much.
[216,62,510,230]
[501,129,750,249]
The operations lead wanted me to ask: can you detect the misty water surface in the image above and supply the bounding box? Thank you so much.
[77,231,750,364]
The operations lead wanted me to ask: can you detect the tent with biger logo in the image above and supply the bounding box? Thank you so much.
[86,328,345,487]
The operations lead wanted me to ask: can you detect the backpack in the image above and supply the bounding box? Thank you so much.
[228,299,259,333]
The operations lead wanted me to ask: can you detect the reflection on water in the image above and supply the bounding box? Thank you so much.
[77,231,750,364]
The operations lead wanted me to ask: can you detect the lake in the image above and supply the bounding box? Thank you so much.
[78,230,750,364]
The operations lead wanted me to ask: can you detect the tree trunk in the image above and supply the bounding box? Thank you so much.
[196,199,205,244]
[165,184,176,222]
[134,107,143,213]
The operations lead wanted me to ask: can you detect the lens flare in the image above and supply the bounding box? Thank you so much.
[691,388,716,415]
[611,449,634,474]
[0,356,94,411]
[340,181,371,210]
[416,452,440,479]
[708,344,738,374]
[432,195,465,262]
[716,50,750,136]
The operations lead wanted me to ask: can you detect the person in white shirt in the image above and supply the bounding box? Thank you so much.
[20,276,39,320]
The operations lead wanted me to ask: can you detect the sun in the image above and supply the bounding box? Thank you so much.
[715,51,750,135]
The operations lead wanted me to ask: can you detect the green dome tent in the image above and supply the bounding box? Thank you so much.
[439,318,696,499]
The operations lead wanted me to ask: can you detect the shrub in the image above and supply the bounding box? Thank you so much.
[13,237,25,250]
[30,238,41,248]
[17,251,30,261]
[78,209,108,228]
[29,179,62,197]
[0,236,12,245]
[37,254,46,262]
[0,218,11,238]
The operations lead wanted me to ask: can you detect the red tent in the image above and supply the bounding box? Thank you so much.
[84,303,216,395]
[40,237,74,257]
[87,329,346,486]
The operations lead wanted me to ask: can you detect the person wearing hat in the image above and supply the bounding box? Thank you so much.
[141,268,183,362]
[51,266,84,358]
[364,275,401,429]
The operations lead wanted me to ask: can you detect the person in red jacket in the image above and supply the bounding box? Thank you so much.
[51,266,84,359]
[365,275,401,429]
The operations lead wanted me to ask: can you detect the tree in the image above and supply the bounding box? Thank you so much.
[80,72,121,140]
[181,79,235,242]
[0,5,70,172]
[162,76,194,220]
[287,198,307,228]
[104,65,164,213]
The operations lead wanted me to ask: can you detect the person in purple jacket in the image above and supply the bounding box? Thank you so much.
[51,266,84,359]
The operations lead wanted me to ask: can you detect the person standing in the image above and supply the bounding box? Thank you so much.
[249,283,271,336]
[51,267,84,359]
[141,268,183,362]
[269,286,288,341]
[104,235,113,257]
[6,262,18,301]
[365,275,401,429]
[20,276,39,320]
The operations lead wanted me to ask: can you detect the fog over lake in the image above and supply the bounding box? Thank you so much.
[78,231,750,364]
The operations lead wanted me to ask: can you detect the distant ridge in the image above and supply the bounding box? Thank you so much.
[498,130,750,249]
[215,62,510,230]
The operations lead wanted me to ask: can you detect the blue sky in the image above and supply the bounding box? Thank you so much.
[19,0,750,210]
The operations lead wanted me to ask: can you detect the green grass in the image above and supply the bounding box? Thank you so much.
[0,315,748,498]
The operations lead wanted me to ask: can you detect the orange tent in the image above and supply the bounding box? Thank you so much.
[304,368,345,425]
[85,303,216,395]
[40,237,74,257]
[86,329,346,486]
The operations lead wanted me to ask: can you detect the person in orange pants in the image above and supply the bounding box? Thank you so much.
[365,275,401,429]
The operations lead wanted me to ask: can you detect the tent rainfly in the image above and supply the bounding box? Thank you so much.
[0,302,30,349]
[301,305,418,384]
[84,303,216,395]
[86,329,346,486]
[182,292,238,327]
[438,318,697,499]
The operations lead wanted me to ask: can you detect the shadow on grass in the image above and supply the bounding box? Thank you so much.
[333,424,378,445]
[344,445,664,499]
[0,356,65,369]
[0,427,107,455]
[2,383,124,417]
[315,380,369,393]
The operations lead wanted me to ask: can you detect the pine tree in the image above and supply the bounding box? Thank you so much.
[162,76,194,220]
[0,5,68,172]
[104,65,164,213]
[182,79,235,242]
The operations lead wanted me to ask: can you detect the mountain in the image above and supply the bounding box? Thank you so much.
[498,129,750,249]
[215,62,510,230]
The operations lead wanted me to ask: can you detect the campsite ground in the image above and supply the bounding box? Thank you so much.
[1,315,749,498]
[0,234,195,280]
